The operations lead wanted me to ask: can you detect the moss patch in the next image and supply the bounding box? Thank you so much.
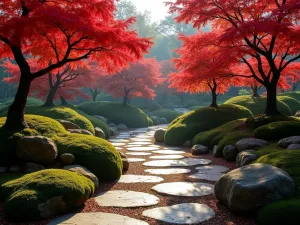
[164,104,253,146]
[278,96,300,115]
[278,91,300,102]
[150,109,182,123]
[77,101,152,128]
[0,169,94,221]
[225,96,292,116]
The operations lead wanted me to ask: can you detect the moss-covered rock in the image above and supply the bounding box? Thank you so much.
[278,91,300,102]
[150,109,182,123]
[164,104,253,146]
[0,115,122,181]
[77,101,152,128]
[277,96,300,115]
[225,96,292,116]
[0,169,94,221]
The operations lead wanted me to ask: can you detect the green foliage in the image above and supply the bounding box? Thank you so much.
[0,115,122,181]
[0,169,94,221]
[150,109,182,123]
[193,119,253,151]
[225,96,293,116]
[77,101,152,128]
[238,89,251,96]
[164,104,253,146]
[254,120,300,141]
[277,96,300,115]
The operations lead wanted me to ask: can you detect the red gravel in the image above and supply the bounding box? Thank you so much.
[0,131,257,225]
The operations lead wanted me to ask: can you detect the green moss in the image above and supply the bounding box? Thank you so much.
[193,119,253,151]
[77,101,152,128]
[255,143,285,158]
[188,106,203,110]
[278,91,300,102]
[0,169,94,221]
[164,104,253,146]
[0,115,122,181]
[254,120,300,141]
[278,96,300,115]
[225,96,293,116]
[150,109,182,123]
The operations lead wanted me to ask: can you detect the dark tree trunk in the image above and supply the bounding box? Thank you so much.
[60,96,70,106]
[123,94,129,106]
[210,89,218,108]
[43,85,59,107]
[251,85,260,97]
[3,73,32,129]
[265,84,280,116]
[92,93,97,101]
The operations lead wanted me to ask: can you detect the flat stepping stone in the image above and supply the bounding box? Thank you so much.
[143,158,211,167]
[111,142,126,147]
[145,168,191,175]
[95,190,159,208]
[150,155,185,160]
[119,175,164,183]
[152,182,214,197]
[116,135,130,139]
[131,138,153,142]
[115,147,122,150]
[127,146,160,151]
[127,158,146,162]
[126,145,143,147]
[190,165,229,181]
[135,135,153,138]
[127,152,152,156]
[142,203,215,224]
[153,150,185,155]
[163,147,182,150]
[109,139,129,143]
[130,141,153,145]
[48,212,148,225]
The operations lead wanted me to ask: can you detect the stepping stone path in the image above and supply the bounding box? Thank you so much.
[189,165,230,181]
[143,158,212,167]
[109,139,129,143]
[95,190,159,207]
[150,155,185,160]
[127,158,146,162]
[111,142,126,147]
[118,174,164,183]
[142,203,215,224]
[126,152,152,156]
[127,146,160,151]
[152,150,186,154]
[145,168,191,175]
[130,141,153,145]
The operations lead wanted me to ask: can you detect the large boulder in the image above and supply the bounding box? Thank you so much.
[64,165,99,189]
[24,162,45,173]
[295,110,300,117]
[191,145,209,155]
[287,144,300,150]
[223,145,239,161]
[0,169,94,221]
[68,129,93,136]
[235,138,268,152]
[213,145,222,158]
[278,136,300,148]
[60,153,75,166]
[58,120,80,130]
[215,163,295,212]
[94,115,109,124]
[95,127,105,139]
[17,136,58,165]
[236,150,257,167]
[154,129,166,143]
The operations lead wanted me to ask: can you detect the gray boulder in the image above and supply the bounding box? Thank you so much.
[154,129,166,143]
[24,162,45,173]
[215,163,296,212]
[95,127,105,139]
[223,145,239,161]
[94,115,109,124]
[64,165,99,189]
[278,136,300,148]
[295,111,300,117]
[17,136,58,165]
[235,138,268,152]
[68,129,93,135]
[191,145,209,155]
[213,145,222,158]
[287,144,300,150]
[60,153,75,166]
[117,124,128,130]
[236,150,258,167]
[109,122,117,128]
[9,165,21,173]
[58,120,80,130]
[109,127,117,136]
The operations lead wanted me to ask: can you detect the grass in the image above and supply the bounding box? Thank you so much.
[0,169,94,221]
[164,104,253,146]
[77,101,153,128]
[150,109,182,123]
[225,95,293,116]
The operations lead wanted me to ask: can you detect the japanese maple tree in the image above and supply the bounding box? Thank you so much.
[0,0,152,129]
[169,0,300,115]
[103,58,163,105]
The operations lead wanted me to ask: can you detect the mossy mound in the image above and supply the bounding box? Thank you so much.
[0,98,44,114]
[77,101,152,128]
[255,143,285,158]
[164,104,253,146]
[150,109,182,123]
[278,91,300,102]
[0,173,24,186]
[188,106,203,110]
[193,119,253,151]
[277,96,300,115]
[0,169,94,221]
[224,96,292,116]
[0,115,122,181]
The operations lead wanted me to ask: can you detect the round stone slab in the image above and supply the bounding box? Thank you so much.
[153,150,185,155]
[195,165,229,172]
[130,142,153,145]
[163,147,182,150]
[111,142,126,147]
[143,158,212,167]
[95,190,159,208]
[190,165,230,181]
[48,212,149,225]
[131,138,153,142]
[127,152,152,156]
[152,182,214,197]
[150,155,185,160]
[109,139,129,143]
[126,145,143,148]
[142,203,215,224]
[118,175,164,183]
[127,158,146,162]
[127,146,160,151]
[145,168,191,175]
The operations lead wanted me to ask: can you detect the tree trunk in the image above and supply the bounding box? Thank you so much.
[60,96,70,106]
[123,94,128,106]
[251,85,260,97]
[3,74,32,129]
[210,89,218,108]
[43,85,59,107]
[265,84,280,116]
